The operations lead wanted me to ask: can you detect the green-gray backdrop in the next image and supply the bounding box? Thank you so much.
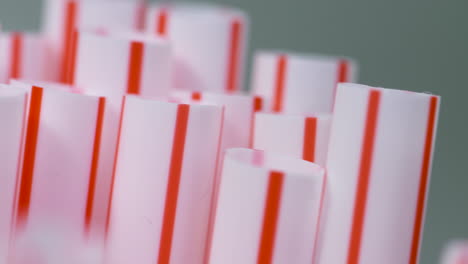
[1,0,466,263]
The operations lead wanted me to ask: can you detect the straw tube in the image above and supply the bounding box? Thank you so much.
[105,96,223,264]
[315,83,440,264]
[10,83,105,245]
[146,3,248,92]
[73,31,172,97]
[209,148,325,264]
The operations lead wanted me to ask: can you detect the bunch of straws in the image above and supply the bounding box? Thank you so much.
[0,1,442,263]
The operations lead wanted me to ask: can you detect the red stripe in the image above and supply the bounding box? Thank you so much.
[409,96,439,264]
[9,33,23,79]
[158,104,190,264]
[65,30,79,85]
[126,42,144,95]
[60,0,78,83]
[347,90,381,264]
[105,97,126,237]
[303,117,317,162]
[338,59,349,83]
[257,171,285,264]
[226,19,242,92]
[16,86,44,226]
[191,91,202,101]
[273,55,287,112]
[249,96,263,148]
[156,9,169,36]
[84,97,106,234]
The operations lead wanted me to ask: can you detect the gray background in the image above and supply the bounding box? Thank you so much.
[1,0,466,263]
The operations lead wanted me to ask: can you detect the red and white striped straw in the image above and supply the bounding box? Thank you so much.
[0,33,54,83]
[73,31,172,97]
[9,82,105,246]
[209,148,324,264]
[0,86,27,263]
[253,112,331,166]
[105,96,223,264]
[315,83,440,264]
[252,52,358,115]
[441,241,468,264]
[146,3,248,92]
[41,0,147,83]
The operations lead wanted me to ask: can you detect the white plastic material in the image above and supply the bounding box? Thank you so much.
[209,148,325,264]
[0,85,27,263]
[315,83,440,264]
[146,3,248,92]
[0,33,53,83]
[253,112,331,166]
[41,0,146,82]
[106,96,223,264]
[441,241,468,264]
[252,51,358,114]
[11,83,105,245]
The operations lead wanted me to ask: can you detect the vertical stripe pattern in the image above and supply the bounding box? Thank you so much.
[84,97,106,234]
[273,55,287,112]
[16,86,44,226]
[409,96,439,264]
[226,19,242,92]
[347,90,381,264]
[126,41,144,95]
[158,104,190,264]
[257,171,285,264]
[9,33,23,79]
[303,117,317,162]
